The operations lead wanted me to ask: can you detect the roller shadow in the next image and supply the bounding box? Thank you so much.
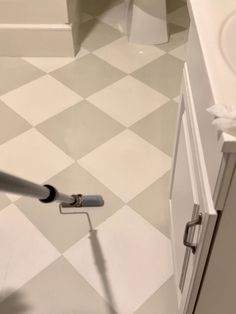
[0,290,31,314]
[61,209,117,314]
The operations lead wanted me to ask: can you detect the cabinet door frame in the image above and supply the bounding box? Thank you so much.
[170,65,218,314]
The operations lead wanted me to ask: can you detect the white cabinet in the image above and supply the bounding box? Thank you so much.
[170,110,201,308]
[194,160,236,314]
[170,1,236,313]
[170,66,217,314]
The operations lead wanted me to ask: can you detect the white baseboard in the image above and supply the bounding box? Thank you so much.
[0,24,76,56]
[0,0,68,24]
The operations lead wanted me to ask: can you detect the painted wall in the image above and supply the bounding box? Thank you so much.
[0,0,68,23]
[0,0,80,56]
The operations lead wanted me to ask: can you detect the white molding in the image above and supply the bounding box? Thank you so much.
[0,24,71,30]
[0,0,68,24]
[0,24,75,56]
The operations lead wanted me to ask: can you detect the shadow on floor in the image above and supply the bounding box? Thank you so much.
[0,211,117,314]
[81,0,121,17]
[166,0,186,14]
[0,290,31,314]
[61,210,117,314]
[166,0,189,39]
[79,0,188,49]
[79,0,123,48]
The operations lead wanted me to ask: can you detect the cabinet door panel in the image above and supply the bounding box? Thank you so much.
[170,65,218,314]
[170,111,199,303]
[179,66,218,314]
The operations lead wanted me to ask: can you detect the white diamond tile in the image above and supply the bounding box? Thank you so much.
[87,76,169,127]
[0,129,73,184]
[6,193,21,202]
[173,94,181,103]
[98,2,127,33]
[64,206,173,314]
[78,130,171,202]
[0,75,82,126]
[23,48,89,73]
[169,44,186,61]
[0,204,60,302]
[75,48,90,59]
[94,37,165,73]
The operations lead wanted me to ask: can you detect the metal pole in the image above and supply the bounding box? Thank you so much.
[0,171,74,204]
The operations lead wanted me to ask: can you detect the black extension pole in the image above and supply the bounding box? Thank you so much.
[0,171,104,208]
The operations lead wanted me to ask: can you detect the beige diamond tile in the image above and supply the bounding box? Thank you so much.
[37,101,124,159]
[16,163,124,252]
[23,48,89,73]
[129,172,171,238]
[64,206,173,314]
[87,76,169,127]
[168,5,190,28]
[94,37,165,73]
[0,204,60,302]
[0,100,31,145]
[0,75,82,126]
[23,58,74,74]
[80,20,122,51]
[98,2,127,33]
[51,54,125,97]
[131,101,179,156]
[132,54,184,98]
[157,24,188,52]
[0,193,11,210]
[0,58,44,96]
[173,94,181,103]
[0,257,114,314]
[166,0,186,13]
[79,130,171,202]
[134,276,178,314]
[0,129,73,184]
[81,12,93,23]
[82,0,122,17]
[169,44,187,61]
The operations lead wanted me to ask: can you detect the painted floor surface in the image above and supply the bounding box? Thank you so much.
[0,1,189,313]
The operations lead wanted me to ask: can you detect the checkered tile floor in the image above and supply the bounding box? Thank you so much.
[0,1,189,313]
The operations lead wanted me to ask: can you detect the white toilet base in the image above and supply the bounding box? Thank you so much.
[127,1,168,45]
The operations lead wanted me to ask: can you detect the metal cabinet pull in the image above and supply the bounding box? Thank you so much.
[183,213,202,254]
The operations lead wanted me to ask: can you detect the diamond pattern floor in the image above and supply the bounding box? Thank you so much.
[0,1,188,313]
